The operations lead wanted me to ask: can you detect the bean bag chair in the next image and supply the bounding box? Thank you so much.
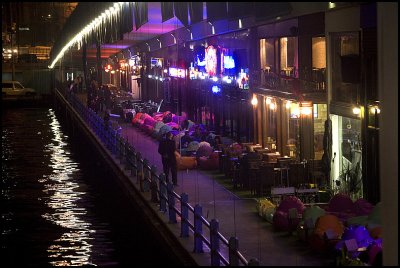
[327,193,355,213]
[326,193,356,221]
[368,226,382,239]
[172,114,187,124]
[132,112,143,125]
[162,111,173,123]
[153,121,165,134]
[153,112,164,121]
[313,214,344,239]
[197,152,219,170]
[368,244,382,265]
[256,199,276,223]
[175,152,197,170]
[302,205,326,228]
[346,201,380,228]
[159,124,172,137]
[353,198,374,216]
[309,214,344,252]
[187,141,200,152]
[273,196,305,232]
[335,225,374,253]
[229,143,243,157]
[170,129,179,137]
[144,116,156,127]
[196,142,213,158]
[276,195,305,214]
[366,202,381,229]
[166,121,180,130]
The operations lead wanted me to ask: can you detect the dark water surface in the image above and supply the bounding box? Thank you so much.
[2,107,180,266]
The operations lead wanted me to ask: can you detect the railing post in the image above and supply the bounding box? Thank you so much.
[112,129,117,154]
[229,237,239,266]
[159,173,167,212]
[142,159,149,192]
[193,204,204,253]
[136,152,143,185]
[180,193,189,237]
[210,219,220,266]
[167,182,177,223]
[125,143,131,169]
[150,165,159,202]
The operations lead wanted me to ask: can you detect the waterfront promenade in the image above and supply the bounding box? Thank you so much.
[75,93,334,266]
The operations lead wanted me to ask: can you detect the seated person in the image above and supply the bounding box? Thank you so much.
[179,131,193,156]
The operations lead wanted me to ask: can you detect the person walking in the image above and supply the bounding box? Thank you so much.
[158,132,178,186]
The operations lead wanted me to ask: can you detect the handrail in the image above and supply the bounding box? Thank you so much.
[55,89,252,266]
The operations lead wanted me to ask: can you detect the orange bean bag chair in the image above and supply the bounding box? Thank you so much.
[309,214,344,252]
[175,152,197,170]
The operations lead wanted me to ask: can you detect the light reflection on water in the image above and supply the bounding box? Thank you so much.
[41,109,94,266]
[2,107,182,267]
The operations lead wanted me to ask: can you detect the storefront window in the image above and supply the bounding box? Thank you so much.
[331,114,363,199]
[331,32,360,103]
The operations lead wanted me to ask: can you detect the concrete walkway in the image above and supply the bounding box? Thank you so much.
[76,92,334,266]
[117,121,334,266]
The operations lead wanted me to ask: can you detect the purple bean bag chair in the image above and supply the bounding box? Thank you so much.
[353,198,374,216]
[328,193,355,213]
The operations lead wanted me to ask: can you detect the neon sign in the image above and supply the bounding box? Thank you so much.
[169,67,186,78]
[223,56,235,69]
[205,46,217,76]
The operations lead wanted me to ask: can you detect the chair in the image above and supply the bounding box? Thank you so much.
[289,162,308,188]
[277,158,292,187]
[256,164,276,197]
[248,160,261,195]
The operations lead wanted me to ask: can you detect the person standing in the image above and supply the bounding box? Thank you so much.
[158,132,178,186]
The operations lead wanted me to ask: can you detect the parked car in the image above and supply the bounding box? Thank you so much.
[2,81,37,97]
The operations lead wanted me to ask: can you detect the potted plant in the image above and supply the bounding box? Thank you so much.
[338,160,362,200]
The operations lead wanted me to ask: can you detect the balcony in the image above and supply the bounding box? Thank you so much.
[256,67,326,95]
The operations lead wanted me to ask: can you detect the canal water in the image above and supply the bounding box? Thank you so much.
[1,106,181,266]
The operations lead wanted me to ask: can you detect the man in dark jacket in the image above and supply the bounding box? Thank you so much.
[158,131,178,185]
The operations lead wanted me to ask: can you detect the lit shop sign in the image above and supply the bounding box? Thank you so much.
[223,55,235,69]
[129,55,141,67]
[237,69,249,90]
[151,57,163,68]
[169,67,186,78]
[205,46,217,76]
[196,55,206,67]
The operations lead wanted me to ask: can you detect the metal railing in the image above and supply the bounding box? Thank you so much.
[56,89,256,266]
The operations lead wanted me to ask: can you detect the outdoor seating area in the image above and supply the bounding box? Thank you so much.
[256,194,383,266]
[131,109,227,171]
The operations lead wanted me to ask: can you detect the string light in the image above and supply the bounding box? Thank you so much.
[48,2,125,69]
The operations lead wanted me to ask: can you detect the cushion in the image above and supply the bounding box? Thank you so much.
[175,152,197,170]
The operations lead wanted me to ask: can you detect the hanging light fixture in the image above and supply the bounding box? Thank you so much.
[251,96,258,106]
[300,101,313,115]
[352,106,361,115]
